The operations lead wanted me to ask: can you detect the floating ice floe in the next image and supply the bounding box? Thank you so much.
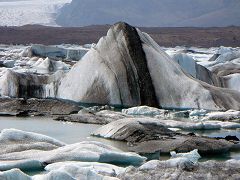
[30,44,89,61]
[0,162,124,180]
[204,110,240,121]
[215,47,240,63]
[92,117,174,141]
[0,169,31,180]
[166,45,240,93]
[140,149,201,171]
[170,149,201,164]
[44,161,125,180]
[55,109,132,125]
[32,57,70,74]
[0,68,64,98]
[0,129,146,169]
[122,106,166,116]
[202,121,240,129]
[160,119,221,130]
[39,141,145,165]
[161,119,240,130]
[93,117,234,155]
[0,128,65,155]
[119,155,240,179]
[189,109,208,117]
[0,98,81,116]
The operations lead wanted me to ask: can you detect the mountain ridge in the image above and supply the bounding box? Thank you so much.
[56,0,240,27]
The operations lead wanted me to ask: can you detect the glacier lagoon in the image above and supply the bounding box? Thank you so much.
[0,116,128,150]
[0,22,240,179]
[0,116,239,162]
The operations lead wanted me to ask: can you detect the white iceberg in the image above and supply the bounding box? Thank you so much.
[33,170,75,180]
[172,53,197,77]
[32,57,70,74]
[30,44,89,61]
[44,161,125,180]
[57,22,240,110]
[140,149,201,171]
[167,149,201,170]
[0,68,64,98]
[122,106,165,116]
[157,119,221,130]
[138,160,161,170]
[0,128,65,146]
[0,129,146,167]
[0,128,65,155]
[226,73,240,92]
[0,169,31,180]
[170,149,201,164]
[204,110,240,121]
[31,44,67,59]
[189,109,208,117]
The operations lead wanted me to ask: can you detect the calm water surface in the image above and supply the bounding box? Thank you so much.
[0,116,127,150]
[0,116,239,161]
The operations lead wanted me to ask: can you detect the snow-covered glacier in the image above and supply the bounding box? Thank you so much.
[0,0,71,26]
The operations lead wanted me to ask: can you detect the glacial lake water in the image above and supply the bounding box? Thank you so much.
[0,116,240,163]
[0,116,128,150]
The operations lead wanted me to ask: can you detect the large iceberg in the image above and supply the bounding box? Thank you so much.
[57,22,240,111]
[1,23,240,111]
